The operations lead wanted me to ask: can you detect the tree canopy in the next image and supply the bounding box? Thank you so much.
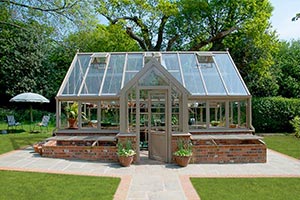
[97,0,275,52]
[274,40,300,98]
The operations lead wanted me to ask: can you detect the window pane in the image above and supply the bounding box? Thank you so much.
[215,54,248,95]
[200,59,226,95]
[188,101,206,129]
[180,54,205,95]
[81,65,105,95]
[162,53,183,84]
[62,55,90,95]
[102,54,125,94]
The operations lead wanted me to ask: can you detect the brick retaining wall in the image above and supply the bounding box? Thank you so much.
[42,141,118,161]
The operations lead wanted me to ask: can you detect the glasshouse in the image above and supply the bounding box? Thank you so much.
[41,51,266,164]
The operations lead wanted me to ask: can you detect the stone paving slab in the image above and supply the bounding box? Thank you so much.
[1,148,300,200]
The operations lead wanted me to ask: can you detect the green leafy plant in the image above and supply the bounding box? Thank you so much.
[290,116,300,138]
[174,139,192,156]
[211,120,220,126]
[117,140,136,157]
[64,102,79,119]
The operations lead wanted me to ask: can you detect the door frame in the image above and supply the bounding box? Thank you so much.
[136,86,171,163]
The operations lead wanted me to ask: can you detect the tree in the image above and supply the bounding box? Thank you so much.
[0,20,52,98]
[97,0,274,52]
[274,40,300,98]
[0,0,97,37]
[65,24,140,52]
[292,13,300,21]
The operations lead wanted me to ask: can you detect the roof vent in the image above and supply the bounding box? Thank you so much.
[91,53,108,69]
[144,52,161,64]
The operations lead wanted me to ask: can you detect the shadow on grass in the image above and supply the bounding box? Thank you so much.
[2,129,26,134]
[9,135,48,150]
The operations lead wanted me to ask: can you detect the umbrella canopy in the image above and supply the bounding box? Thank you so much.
[10,92,50,125]
[10,92,50,103]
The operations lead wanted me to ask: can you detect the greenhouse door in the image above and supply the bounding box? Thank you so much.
[148,91,167,162]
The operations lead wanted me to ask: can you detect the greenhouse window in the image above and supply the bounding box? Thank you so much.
[196,53,214,69]
[91,53,108,69]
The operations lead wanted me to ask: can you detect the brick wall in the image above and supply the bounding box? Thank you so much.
[191,143,266,163]
[42,141,118,161]
[171,135,266,164]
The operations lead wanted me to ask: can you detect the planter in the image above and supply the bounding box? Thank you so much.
[68,118,77,128]
[118,155,134,167]
[174,155,192,167]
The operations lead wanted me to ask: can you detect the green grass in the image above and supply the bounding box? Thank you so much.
[0,123,52,154]
[0,170,120,200]
[263,134,300,159]
[191,178,300,200]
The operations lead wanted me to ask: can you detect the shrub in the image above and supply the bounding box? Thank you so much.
[252,97,300,133]
[290,116,300,138]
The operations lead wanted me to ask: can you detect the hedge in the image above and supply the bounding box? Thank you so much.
[252,97,300,133]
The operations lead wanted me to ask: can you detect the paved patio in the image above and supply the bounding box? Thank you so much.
[1,148,300,200]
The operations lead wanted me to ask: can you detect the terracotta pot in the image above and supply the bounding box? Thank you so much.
[68,118,77,128]
[33,144,39,153]
[118,155,134,167]
[174,155,192,167]
[38,146,43,156]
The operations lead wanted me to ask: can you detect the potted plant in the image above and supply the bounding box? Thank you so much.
[65,102,79,128]
[173,139,192,167]
[117,140,136,167]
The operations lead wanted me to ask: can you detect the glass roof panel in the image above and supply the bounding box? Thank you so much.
[80,63,105,95]
[101,54,125,94]
[214,54,248,95]
[62,54,90,95]
[161,53,183,84]
[123,53,143,86]
[179,53,205,95]
[58,52,250,97]
[199,58,227,95]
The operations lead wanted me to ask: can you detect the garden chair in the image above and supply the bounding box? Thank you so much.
[6,115,22,130]
[33,115,50,132]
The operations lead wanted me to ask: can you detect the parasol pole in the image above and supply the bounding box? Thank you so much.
[30,104,33,131]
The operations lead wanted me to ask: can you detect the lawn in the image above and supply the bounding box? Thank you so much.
[0,124,121,200]
[0,123,52,154]
[0,170,120,200]
[191,135,300,200]
[263,134,300,159]
[191,177,300,200]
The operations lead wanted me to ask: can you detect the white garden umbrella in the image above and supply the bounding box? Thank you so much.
[10,92,50,126]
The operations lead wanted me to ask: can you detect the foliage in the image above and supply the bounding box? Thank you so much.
[290,116,300,138]
[252,97,300,133]
[97,0,275,52]
[0,0,97,38]
[117,140,136,157]
[0,18,52,97]
[0,171,120,200]
[273,40,300,98]
[263,135,300,159]
[191,177,300,200]
[65,24,140,52]
[292,13,300,21]
[174,139,192,156]
[64,102,79,119]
